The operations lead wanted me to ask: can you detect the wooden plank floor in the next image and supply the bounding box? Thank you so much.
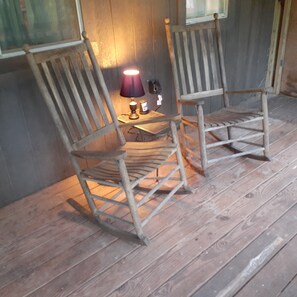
[1,95,297,297]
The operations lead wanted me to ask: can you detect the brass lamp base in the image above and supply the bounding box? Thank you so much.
[129,112,139,120]
[129,99,139,120]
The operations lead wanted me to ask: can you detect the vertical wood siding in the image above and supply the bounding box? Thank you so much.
[280,0,297,97]
[0,0,274,206]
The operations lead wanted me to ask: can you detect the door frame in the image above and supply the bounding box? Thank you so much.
[266,0,292,94]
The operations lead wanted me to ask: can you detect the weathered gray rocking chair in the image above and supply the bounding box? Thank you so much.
[25,32,190,245]
[165,14,270,176]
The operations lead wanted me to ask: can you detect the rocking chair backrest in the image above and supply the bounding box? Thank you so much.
[165,14,230,111]
[25,33,125,152]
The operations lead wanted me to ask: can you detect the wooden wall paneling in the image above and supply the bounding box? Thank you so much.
[0,72,41,206]
[168,0,179,113]
[244,1,263,88]
[217,0,274,107]
[245,1,274,91]
[131,0,155,111]
[274,0,292,95]
[0,143,14,207]
[81,0,121,150]
[176,0,186,25]
[259,1,275,86]
[150,0,175,114]
[110,0,136,76]
[19,71,73,187]
[107,0,139,143]
[81,0,120,96]
[209,2,232,114]
[280,0,297,96]
[0,0,277,206]
[229,0,252,94]
[0,76,14,206]
[266,0,281,90]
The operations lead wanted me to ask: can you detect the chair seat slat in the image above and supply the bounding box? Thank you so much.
[26,33,189,245]
[82,142,176,182]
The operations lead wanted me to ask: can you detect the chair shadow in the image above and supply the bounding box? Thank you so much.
[58,198,98,226]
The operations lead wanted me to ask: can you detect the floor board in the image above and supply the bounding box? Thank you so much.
[0,95,297,297]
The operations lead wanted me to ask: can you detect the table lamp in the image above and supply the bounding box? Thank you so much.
[120,69,145,120]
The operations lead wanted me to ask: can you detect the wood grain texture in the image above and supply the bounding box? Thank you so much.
[278,273,297,297]
[0,0,275,206]
[193,204,297,297]
[1,96,297,297]
[235,230,297,297]
[166,14,270,175]
[280,0,297,97]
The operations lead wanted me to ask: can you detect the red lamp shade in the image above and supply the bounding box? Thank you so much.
[120,69,145,98]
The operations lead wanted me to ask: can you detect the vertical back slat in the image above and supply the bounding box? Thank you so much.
[214,15,229,106]
[182,31,194,93]
[83,33,126,145]
[175,32,187,95]
[60,57,93,134]
[208,28,219,89]
[41,62,78,142]
[79,51,110,126]
[26,40,124,149]
[69,53,102,129]
[51,59,86,139]
[164,19,183,115]
[199,29,211,90]
[190,30,203,92]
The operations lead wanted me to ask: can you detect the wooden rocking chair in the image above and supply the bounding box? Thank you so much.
[25,32,190,245]
[165,14,270,176]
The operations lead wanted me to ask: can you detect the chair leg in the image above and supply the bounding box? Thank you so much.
[77,175,149,244]
[70,156,98,213]
[196,104,208,176]
[263,119,270,160]
[227,126,232,141]
[170,121,193,193]
[117,159,149,244]
[179,120,189,159]
[262,92,270,160]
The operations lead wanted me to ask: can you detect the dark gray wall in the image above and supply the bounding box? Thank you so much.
[221,0,274,98]
[0,0,275,207]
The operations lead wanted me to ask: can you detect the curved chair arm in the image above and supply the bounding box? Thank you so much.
[225,88,266,94]
[225,88,269,113]
[71,150,127,160]
[179,99,205,105]
[119,114,181,128]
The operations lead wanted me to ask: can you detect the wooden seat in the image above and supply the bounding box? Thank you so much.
[165,14,270,176]
[25,32,191,245]
[81,141,176,182]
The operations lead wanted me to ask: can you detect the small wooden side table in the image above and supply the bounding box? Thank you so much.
[118,110,170,141]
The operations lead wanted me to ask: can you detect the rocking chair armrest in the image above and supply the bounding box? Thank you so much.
[225,88,267,95]
[179,99,205,105]
[71,150,127,160]
[119,114,181,128]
